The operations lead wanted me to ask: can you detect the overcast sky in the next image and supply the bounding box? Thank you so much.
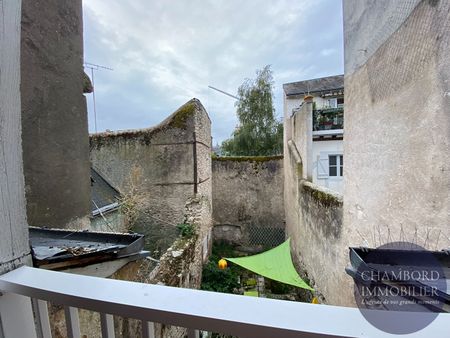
[83,0,343,144]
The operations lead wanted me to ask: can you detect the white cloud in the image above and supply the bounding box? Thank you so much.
[320,48,337,56]
[83,0,343,142]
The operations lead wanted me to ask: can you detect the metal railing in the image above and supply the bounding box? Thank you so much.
[0,266,449,338]
[313,108,344,132]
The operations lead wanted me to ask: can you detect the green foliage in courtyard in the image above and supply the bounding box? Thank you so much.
[221,65,283,156]
[201,243,244,294]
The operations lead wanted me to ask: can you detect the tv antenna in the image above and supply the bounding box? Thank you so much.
[208,85,239,100]
[83,62,113,133]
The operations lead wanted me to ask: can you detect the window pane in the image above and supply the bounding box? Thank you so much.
[329,166,337,176]
[337,97,344,105]
[340,155,343,165]
[340,165,343,176]
[329,155,337,165]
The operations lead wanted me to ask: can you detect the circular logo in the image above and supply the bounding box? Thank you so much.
[352,242,446,334]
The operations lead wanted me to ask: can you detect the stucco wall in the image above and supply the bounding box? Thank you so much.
[343,0,450,253]
[212,156,285,250]
[21,0,91,229]
[291,101,313,180]
[283,0,450,307]
[284,0,450,307]
[90,99,212,256]
[284,109,347,304]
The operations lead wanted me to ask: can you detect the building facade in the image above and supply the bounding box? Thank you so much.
[283,75,344,194]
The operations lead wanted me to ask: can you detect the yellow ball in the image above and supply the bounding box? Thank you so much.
[218,258,227,270]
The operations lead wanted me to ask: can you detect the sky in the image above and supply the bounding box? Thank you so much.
[83,0,344,144]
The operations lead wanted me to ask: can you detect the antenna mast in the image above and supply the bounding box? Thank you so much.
[84,62,113,133]
[208,85,239,100]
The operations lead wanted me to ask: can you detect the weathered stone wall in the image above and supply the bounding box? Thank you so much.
[283,112,345,304]
[21,0,91,229]
[212,156,285,251]
[90,99,212,256]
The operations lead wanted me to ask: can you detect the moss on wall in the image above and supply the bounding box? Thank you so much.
[213,155,283,162]
[89,99,200,150]
[302,182,342,208]
[167,100,196,129]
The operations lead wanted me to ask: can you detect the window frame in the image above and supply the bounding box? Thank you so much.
[328,154,343,177]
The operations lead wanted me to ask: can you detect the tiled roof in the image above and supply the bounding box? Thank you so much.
[283,74,344,96]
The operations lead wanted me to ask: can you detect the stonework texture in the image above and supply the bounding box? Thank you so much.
[212,157,285,251]
[90,99,212,256]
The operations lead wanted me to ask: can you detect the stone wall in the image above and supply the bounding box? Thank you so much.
[21,0,91,229]
[90,99,212,256]
[212,156,285,251]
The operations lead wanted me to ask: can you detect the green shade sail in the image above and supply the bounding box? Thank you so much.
[225,238,314,291]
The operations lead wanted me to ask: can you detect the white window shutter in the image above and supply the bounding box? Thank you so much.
[317,153,329,178]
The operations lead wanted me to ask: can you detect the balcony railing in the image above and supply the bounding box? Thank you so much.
[0,266,449,338]
[313,108,344,132]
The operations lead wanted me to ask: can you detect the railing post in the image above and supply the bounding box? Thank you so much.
[64,306,81,338]
[141,321,155,338]
[187,328,199,338]
[32,299,52,338]
[0,293,37,338]
[100,313,115,338]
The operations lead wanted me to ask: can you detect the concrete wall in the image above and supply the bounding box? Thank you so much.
[212,156,285,250]
[21,0,91,229]
[343,0,450,253]
[90,99,212,256]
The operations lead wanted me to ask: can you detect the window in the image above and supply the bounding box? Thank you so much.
[329,155,343,176]
[317,153,343,179]
[327,98,337,108]
[337,97,344,108]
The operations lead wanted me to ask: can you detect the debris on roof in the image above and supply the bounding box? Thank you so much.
[30,227,148,270]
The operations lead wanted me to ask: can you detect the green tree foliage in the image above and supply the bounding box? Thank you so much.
[221,65,283,156]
